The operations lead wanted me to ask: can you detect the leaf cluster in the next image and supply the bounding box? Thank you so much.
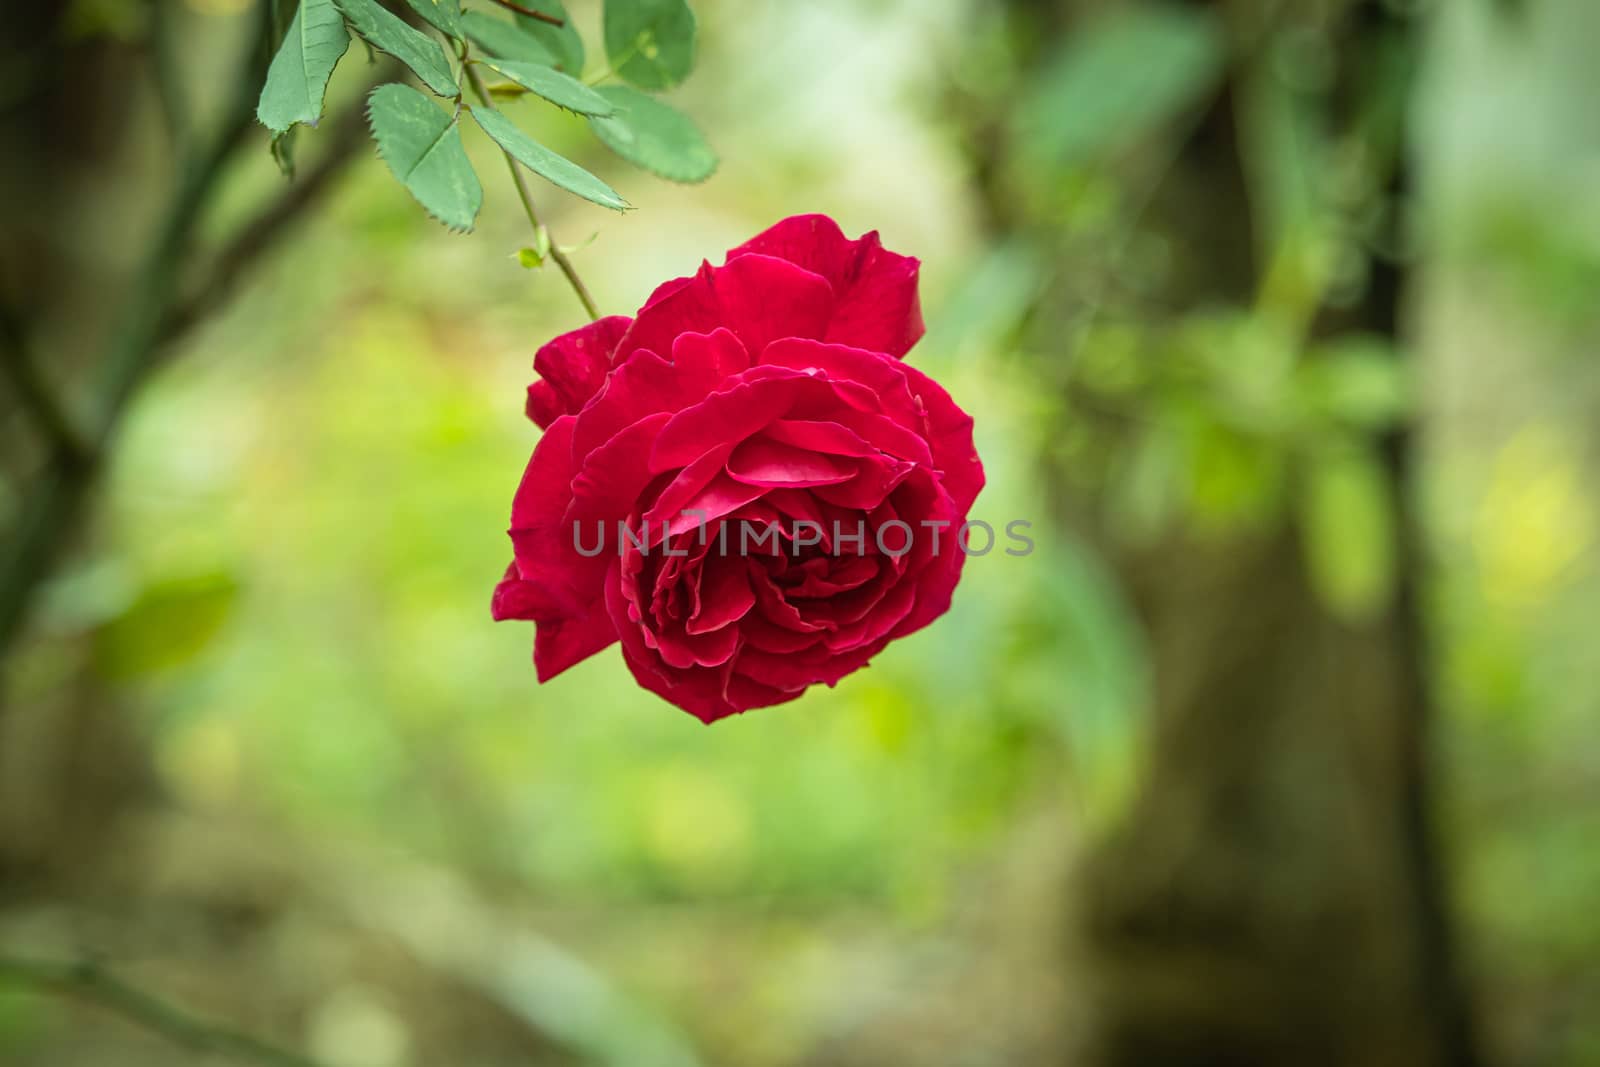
[257,0,717,232]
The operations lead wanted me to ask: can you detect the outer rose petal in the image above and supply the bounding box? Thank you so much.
[728,213,924,358]
[504,416,614,678]
[526,315,632,428]
[614,255,833,365]
[535,602,619,682]
[896,360,984,515]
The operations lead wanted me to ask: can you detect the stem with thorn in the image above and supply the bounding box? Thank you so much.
[460,50,600,321]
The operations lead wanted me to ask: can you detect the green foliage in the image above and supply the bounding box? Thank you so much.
[589,85,716,183]
[256,0,350,134]
[367,83,482,231]
[1297,337,1410,430]
[480,58,615,116]
[401,0,462,40]
[471,107,629,211]
[1298,442,1396,623]
[515,0,584,74]
[1016,4,1223,167]
[604,0,696,90]
[335,0,459,98]
[462,11,558,64]
[94,572,239,679]
[255,0,714,253]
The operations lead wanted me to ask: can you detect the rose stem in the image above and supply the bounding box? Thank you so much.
[460,52,601,322]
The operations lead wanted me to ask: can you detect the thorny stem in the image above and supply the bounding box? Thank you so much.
[0,956,331,1067]
[460,52,601,321]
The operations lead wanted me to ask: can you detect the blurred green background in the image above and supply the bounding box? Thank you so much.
[2,0,1598,1065]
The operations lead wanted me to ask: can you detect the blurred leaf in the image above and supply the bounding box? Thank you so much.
[1016,4,1224,167]
[1110,425,1183,544]
[256,0,351,134]
[515,0,584,74]
[401,0,462,39]
[1239,57,1332,322]
[1186,420,1284,529]
[95,573,239,680]
[923,241,1043,357]
[270,127,299,177]
[1298,442,1396,622]
[1029,533,1148,826]
[471,107,628,211]
[587,85,715,183]
[336,0,459,97]
[462,11,558,64]
[368,83,482,231]
[480,58,614,115]
[1298,336,1410,428]
[603,0,695,90]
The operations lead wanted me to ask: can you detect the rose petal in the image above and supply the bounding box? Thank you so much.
[686,558,756,634]
[726,437,856,488]
[616,255,834,366]
[672,327,750,384]
[649,367,815,471]
[727,214,924,358]
[897,361,986,515]
[491,563,556,621]
[761,419,877,458]
[566,411,673,528]
[607,567,799,722]
[534,602,619,681]
[572,349,686,459]
[527,315,632,427]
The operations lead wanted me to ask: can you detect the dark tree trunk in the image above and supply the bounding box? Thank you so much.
[959,2,1482,1063]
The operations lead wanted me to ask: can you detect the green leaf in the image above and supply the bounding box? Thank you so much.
[1016,5,1223,167]
[95,572,239,680]
[270,128,299,177]
[515,0,584,74]
[587,85,715,183]
[257,0,351,134]
[335,0,458,97]
[481,58,613,116]
[603,0,695,90]
[1298,442,1396,622]
[462,11,557,64]
[368,83,482,231]
[470,106,628,211]
[401,0,461,39]
[1297,337,1410,429]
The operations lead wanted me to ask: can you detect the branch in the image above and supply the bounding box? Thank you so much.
[149,0,190,156]
[0,3,272,663]
[0,956,330,1067]
[0,301,92,468]
[461,56,601,320]
[485,0,564,26]
[159,93,376,347]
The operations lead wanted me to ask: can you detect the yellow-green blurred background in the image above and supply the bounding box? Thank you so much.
[2,0,1599,1065]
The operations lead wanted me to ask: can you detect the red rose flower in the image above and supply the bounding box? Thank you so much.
[492,214,983,723]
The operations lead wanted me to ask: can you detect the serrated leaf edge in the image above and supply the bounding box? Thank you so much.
[365,87,480,233]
